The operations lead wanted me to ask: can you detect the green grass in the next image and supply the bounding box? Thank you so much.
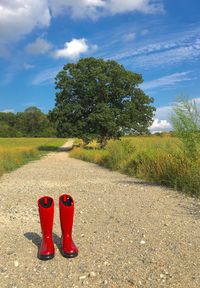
[0,138,66,176]
[70,136,200,197]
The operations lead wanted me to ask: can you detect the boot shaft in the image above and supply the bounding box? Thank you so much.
[59,194,74,235]
[38,196,54,236]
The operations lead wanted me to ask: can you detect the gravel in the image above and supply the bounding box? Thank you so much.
[0,141,200,287]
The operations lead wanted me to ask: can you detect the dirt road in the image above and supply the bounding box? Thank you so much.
[0,141,200,288]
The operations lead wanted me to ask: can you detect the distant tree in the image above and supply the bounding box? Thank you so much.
[16,107,56,137]
[49,57,155,146]
[0,112,19,137]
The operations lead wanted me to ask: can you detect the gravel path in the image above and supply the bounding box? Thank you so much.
[0,141,200,288]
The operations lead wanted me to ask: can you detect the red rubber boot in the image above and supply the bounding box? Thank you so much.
[38,196,55,260]
[59,194,78,258]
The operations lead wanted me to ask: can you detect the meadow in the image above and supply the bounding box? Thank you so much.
[70,136,200,197]
[0,138,66,176]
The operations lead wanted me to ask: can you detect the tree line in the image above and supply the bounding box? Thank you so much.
[0,107,56,137]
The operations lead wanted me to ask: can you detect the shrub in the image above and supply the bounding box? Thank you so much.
[103,139,135,170]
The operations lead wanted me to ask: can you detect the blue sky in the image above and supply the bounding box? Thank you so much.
[0,0,200,132]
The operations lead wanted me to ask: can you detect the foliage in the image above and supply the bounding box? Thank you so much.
[0,107,56,137]
[70,136,200,197]
[73,138,85,147]
[171,97,200,159]
[49,57,155,146]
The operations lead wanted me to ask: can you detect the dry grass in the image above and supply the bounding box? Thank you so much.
[70,136,200,197]
[0,138,66,176]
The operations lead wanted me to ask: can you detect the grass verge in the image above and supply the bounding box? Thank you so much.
[0,138,66,176]
[70,137,200,197]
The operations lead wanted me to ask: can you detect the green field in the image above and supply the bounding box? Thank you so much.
[70,136,200,197]
[0,138,66,176]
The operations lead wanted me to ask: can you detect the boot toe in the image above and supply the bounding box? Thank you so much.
[61,250,78,258]
[38,253,55,260]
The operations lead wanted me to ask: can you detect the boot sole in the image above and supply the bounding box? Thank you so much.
[38,253,55,260]
[61,251,78,258]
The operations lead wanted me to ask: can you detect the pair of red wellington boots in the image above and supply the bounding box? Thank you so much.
[38,194,78,260]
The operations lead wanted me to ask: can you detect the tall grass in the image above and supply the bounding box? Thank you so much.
[0,138,66,176]
[70,137,200,197]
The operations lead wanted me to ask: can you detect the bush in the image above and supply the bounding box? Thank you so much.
[103,139,135,170]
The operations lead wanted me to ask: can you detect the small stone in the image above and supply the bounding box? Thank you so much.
[81,234,85,237]
[160,274,165,279]
[140,240,146,245]
[79,275,87,280]
[0,267,7,273]
[103,280,108,285]
[89,271,96,277]
[14,261,19,267]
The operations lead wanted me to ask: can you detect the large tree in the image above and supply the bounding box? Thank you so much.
[49,58,155,146]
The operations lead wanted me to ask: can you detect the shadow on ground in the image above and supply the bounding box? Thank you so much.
[24,232,61,251]
[116,179,161,187]
[38,146,73,152]
[179,202,200,220]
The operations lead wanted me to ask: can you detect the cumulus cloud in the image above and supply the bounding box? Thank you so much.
[149,118,172,133]
[0,0,164,54]
[149,105,172,133]
[53,38,90,59]
[25,37,53,55]
[141,71,192,90]
[0,0,51,44]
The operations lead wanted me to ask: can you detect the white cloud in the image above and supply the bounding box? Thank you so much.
[107,27,200,69]
[25,37,53,55]
[149,105,172,133]
[0,0,163,56]
[149,96,200,133]
[193,97,200,104]
[106,0,163,14]
[32,66,61,85]
[1,109,15,113]
[0,0,51,44]
[22,63,35,70]
[132,40,200,68]
[141,71,192,90]
[149,118,172,133]
[49,0,105,19]
[123,32,136,42]
[53,38,90,59]
[141,29,149,35]
[155,106,172,121]
[49,0,164,19]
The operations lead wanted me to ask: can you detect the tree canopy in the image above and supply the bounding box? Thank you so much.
[49,57,155,145]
